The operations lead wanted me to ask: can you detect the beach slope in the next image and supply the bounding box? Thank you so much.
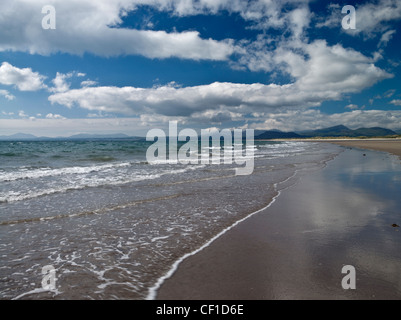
[156,146,401,300]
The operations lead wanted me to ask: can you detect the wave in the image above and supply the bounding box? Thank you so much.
[84,155,118,162]
[0,152,19,157]
[0,162,132,182]
[0,164,206,203]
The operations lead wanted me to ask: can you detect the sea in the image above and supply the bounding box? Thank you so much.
[0,139,341,299]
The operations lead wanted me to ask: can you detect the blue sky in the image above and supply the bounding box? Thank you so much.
[0,0,401,137]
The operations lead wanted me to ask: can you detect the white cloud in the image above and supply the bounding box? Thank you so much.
[49,40,392,118]
[50,71,92,93]
[45,113,66,119]
[0,0,398,135]
[48,82,325,117]
[355,0,401,35]
[276,40,392,93]
[390,99,401,106]
[250,109,401,132]
[384,89,396,98]
[81,80,98,87]
[50,72,72,93]
[345,104,359,110]
[191,109,243,124]
[287,6,312,39]
[0,62,47,91]
[0,0,234,60]
[18,110,28,118]
[319,0,401,38]
[0,89,15,100]
[131,0,310,29]
[378,29,397,47]
[2,109,400,138]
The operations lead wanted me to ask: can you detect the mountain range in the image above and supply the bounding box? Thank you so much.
[0,125,400,141]
[0,133,142,141]
[297,125,399,138]
[255,125,400,140]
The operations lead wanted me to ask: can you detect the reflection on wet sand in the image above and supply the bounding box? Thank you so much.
[157,147,401,300]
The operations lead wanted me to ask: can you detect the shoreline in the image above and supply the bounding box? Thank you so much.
[156,145,401,300]
[146,187,281,300]
[258,139,401,160]
[146,170,301,300]
[322,140,401,160]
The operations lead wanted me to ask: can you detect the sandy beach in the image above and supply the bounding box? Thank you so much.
[323,140,401,160]
[156,143,401,300]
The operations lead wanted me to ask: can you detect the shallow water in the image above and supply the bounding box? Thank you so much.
[0,140,340,299]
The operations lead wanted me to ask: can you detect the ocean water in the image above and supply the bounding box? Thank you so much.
[0,139,341,299]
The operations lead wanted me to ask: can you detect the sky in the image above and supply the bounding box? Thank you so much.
[0,0,401,137]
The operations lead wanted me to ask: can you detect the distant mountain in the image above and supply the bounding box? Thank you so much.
[1,126,399,141]
[256,130,301,139]
[298,125,398,138]
[0,133,144,141]
[299,125,354,137]
[352,127,398,137]
[0,133,38,140]
[66,133,131,139]
[255,125,399,140]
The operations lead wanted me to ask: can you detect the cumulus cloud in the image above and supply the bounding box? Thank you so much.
[81,80,98,87]
[1,0,398,135]
[378,29,397,47]
[345,104,359,110]
[50,72,73,93]
[250,109,401,132]
[275,40,392,93]
[0,89,15,100]
[18,110,28,118]
[49,39,392,118]
[45,113,66,119]
[384,89,396,98]
[2,109,401,137]
[319,0,401,39]
[131,0,310,29]
[49,71,91,93]
[354,0,401,35]
[47,82,318,117]
[390,99,401,106]
[0,62,47,91]
[0,0,234,60]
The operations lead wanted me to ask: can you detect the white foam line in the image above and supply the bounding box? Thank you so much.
[12,288,60,300]
[145,173,298,301]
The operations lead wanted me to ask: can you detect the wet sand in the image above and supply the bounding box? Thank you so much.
[326,140,401,160]
[156,146,401,300]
